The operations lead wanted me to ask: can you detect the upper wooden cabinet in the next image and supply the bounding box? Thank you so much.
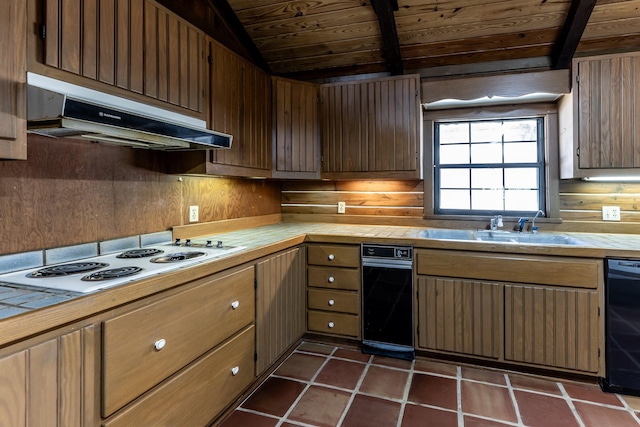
[39,0,206,114]
[168,40,272,177]
[320,74,422,179]
[0,0,27,160]
[272,77,321,179]
[559,52,640,179]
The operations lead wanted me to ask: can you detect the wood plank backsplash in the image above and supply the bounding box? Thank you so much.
[282,180,640,233]
[0,135,281,255]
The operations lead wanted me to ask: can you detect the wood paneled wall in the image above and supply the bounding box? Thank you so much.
[0,135,281,255]
[282,180,640,233]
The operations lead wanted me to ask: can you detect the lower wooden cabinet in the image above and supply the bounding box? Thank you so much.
[0,325,99,426]
[102,265,255,416]
[103,325,255,427]
[255,247,306,375]
[504,284,600,373]
[417,276,502,359]
[306,244,361,339]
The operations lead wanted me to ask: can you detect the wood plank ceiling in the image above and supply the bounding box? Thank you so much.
[220,0,640,80]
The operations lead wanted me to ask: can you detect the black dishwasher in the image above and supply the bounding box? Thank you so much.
[601,258,640,395]
[361,243,414,360]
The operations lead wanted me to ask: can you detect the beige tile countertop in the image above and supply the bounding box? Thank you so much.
[0,221,639,348]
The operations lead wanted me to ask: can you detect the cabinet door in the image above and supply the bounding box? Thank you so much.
[272,77,321,179]
[417,276,503,359]
[576,54,640,169]
[0,0,27,159]
[209,39,271,177]
[0,325,99,426]
[255,247,306,375]
[42,0,205,113]
[321,74,421,179]
[504,284,599,373]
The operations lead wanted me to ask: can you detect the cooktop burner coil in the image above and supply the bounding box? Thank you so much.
[150,251,206,263]
[27,262,110,278]
[117,248,165,258]
[81,266,144,281]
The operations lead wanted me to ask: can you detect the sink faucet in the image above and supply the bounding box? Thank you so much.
[518,210,545,233]
[490,215,503,231]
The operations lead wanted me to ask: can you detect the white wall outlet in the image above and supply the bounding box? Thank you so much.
[189,205,199,222]
[337,202,346,214]
[602,206,621,221]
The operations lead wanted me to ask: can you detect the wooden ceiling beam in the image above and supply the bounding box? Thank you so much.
[552,0,597,69]
[204,0,271,73]
[370,0,404,75]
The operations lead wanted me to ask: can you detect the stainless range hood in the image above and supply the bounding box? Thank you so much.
[27,73,232,150]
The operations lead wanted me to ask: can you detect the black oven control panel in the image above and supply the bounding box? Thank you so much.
[361,244,413,260]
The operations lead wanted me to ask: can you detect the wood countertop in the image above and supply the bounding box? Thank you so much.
[1,222,638,349]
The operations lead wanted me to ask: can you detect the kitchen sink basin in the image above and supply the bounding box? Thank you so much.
[420,229,587,246]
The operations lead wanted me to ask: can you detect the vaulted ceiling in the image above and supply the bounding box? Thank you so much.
[161,0,640,81]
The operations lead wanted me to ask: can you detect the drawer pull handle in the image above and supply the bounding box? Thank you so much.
[328,299,335,306]
[328,321,335,328]
[231,300,240,309]
[154,339,166,351]
[328,254,335,260]
[328,276,335,283]
[231,366,240,376]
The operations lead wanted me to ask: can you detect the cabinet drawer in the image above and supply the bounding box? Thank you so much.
[103,325,255,427]
[308,310,360,337]
[308,245,360,268]
[102,266,255,417]
[308,266,360,290]
[308,288,360,314]
[416,249,602,289]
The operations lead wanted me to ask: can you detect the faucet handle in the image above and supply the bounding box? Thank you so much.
[518,217,528,232]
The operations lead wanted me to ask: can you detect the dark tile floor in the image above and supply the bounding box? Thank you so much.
[219,341,640,427]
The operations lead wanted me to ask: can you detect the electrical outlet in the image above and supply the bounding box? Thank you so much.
[602,206,621,221]
[337,202,346,214]
[189,205,199,222]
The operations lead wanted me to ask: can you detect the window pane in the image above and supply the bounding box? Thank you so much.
[503,120,537,141]
[439,123,469,144]
[471,168,503,189]
[439,145,469,164]
[504,142,538,163]
[505,168,538,189]
[441,190,470,209]
[440,169,469,188]
[471,190,503,210]
[505,190,539,211]
[471,121,502,143]
[471,142,502,164]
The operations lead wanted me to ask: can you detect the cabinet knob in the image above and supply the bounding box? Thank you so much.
[328,299,335,306]
[328,254,335,260]
[328,321,334,328]
[328,276,335,283]
[231,300,240,309]
[231,366,240,376]
[154,339,166,351]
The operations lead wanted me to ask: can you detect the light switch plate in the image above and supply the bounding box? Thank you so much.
[602,206,621,221]
[337,202,346,214]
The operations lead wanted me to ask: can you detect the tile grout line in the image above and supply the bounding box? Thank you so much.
[336,353,374,427]
[614,393,640,424]
[504,372,525,426]
[457,366,464,427]
[275,345,338,427]
[558,382,586,427]
[396,358,416,427]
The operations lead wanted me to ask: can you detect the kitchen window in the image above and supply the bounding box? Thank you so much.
[434,117,545,216]
[423,103,560,222]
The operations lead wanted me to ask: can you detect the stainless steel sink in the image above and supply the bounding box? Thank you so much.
[420,229,587,246]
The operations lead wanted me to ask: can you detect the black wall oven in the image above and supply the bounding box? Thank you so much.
[361,243,414,360]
